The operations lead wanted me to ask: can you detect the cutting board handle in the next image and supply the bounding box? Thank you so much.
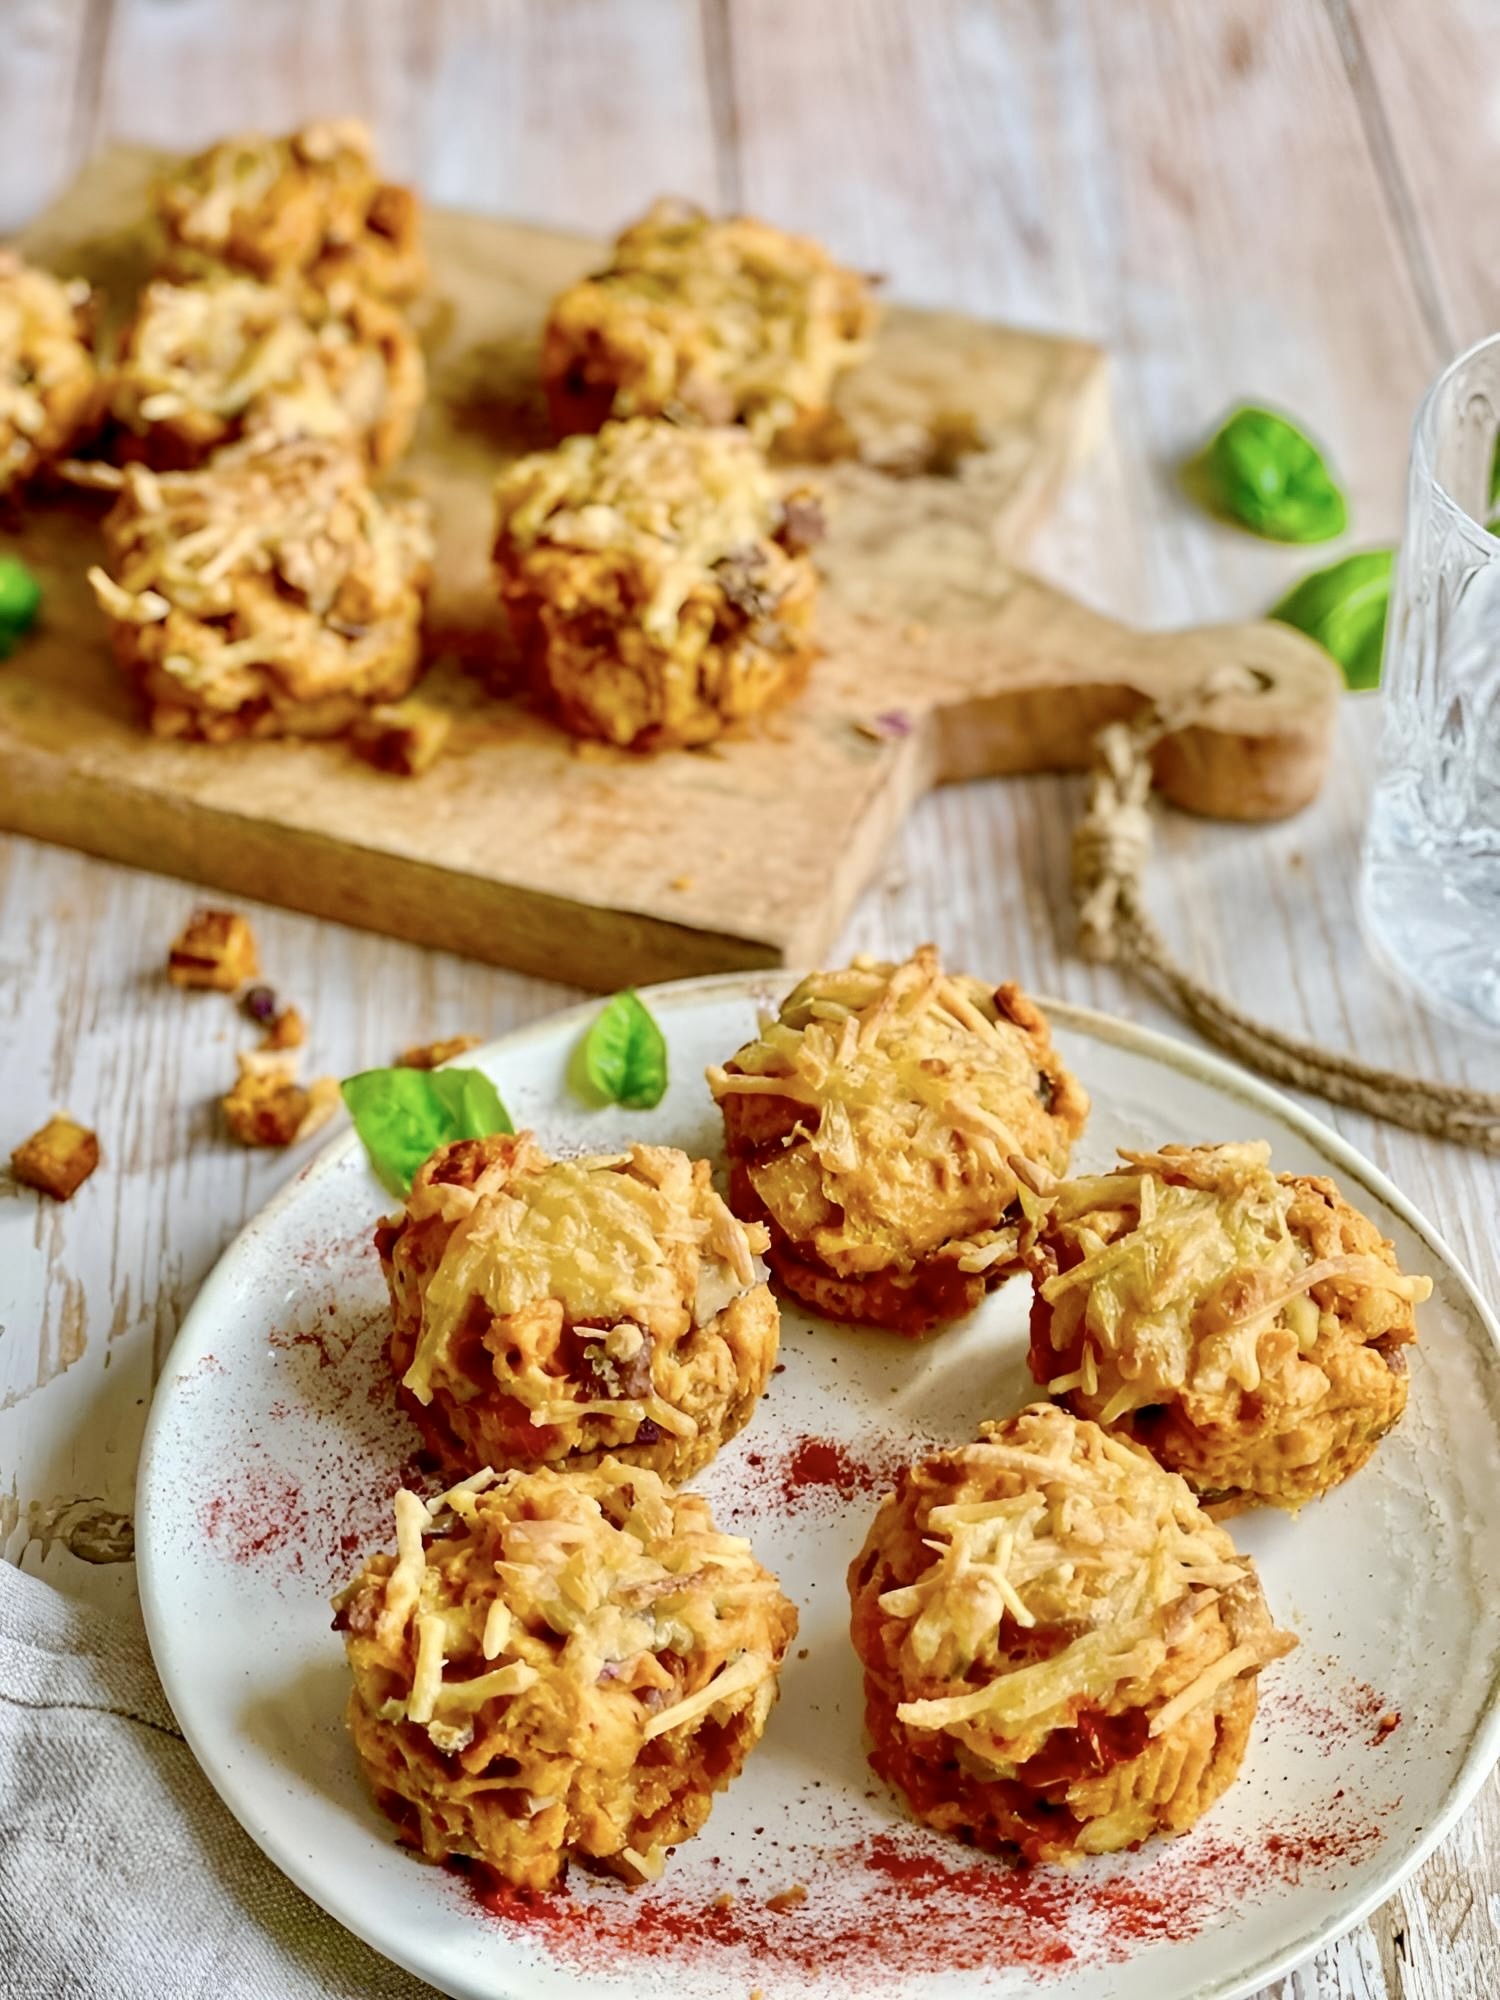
[918,575,1342,821]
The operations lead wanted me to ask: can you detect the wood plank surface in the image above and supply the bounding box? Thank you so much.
[2,4,1497,1996]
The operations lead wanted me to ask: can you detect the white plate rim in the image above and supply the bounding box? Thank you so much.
[134,970,1500,2000]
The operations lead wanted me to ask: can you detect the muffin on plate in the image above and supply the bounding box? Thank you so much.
[1021,1142,1430,1513]
[377,1130,779,1483]
[493,415,822,750]
[707,946,1089,1335]
[335,1458,798,1889]
[0,252,101,493]
[87,437,431,741]
[848,1403,1295,1864]
[156,119,425,302]
[110,276,424,470]
[542,196,877,445]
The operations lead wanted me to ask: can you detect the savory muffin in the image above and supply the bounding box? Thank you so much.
[493,416,822,749]
[708,947,1089,1335]
[1022,1142,1431,1513]
[87,438,431,741]
[156,118,425,302]
[848,1403,1295,1864]
[377,1130,779,1483]
[0,252,100,493]
[336,1460,797,1890]
[109,276,424,469]
[542,197,877,445]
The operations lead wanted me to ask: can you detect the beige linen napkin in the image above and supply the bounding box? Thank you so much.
[0,1559,438,2000]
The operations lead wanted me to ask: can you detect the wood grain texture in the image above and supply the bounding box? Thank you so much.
[2,2,1497,1994]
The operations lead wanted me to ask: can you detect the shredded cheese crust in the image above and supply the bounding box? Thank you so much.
[87,436,432,734]
[1023,1144,1431,1503]
[709,946,1089,1280]
[335,1458,797,1887]
[0,252,99,491]
[156,119,425,302]
[382,1132,778,1482]
[850,1404,1294,1786]
[494,415,806,642]
[542,196,877,441]
[111,275,423,468]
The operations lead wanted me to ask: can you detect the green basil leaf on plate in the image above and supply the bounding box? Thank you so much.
[341,1066,513,1197]
[1269,548,1393,691]
[1187,406,1348,543]
[576,990,669,1110]
[0,554,41,658]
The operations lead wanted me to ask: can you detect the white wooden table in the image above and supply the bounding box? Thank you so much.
[2,4,1497,1994]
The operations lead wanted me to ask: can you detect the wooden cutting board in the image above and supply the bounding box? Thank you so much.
[0,147,1339,991]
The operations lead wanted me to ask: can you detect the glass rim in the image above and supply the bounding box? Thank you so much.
[1412,329,1500,562]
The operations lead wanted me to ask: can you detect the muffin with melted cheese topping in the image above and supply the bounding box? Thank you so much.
[87,438,431,741]
[848,1403,1295,1864]
[110,276,424,470]
[542,197,877,445]
[377,1130,779,1482]
[0,252,101,493]
[1022,1142,1430,1514]
[335,1459,798,1889]
[707,946,1089,1335]
[156,119,425,302]
[493,416,822,750]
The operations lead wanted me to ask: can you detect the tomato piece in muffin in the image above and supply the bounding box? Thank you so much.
[848,1403,1294,1864]
[378,1131,778,1483]
[336,1459,797,1889]
[707,946,1088,1335]
[1021,1142,1431,1513]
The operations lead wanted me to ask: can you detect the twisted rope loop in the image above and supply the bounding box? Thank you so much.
[1071,694,1500,1154]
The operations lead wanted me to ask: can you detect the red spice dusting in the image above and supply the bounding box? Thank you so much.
[192,1239,428,1591]
[721,1431,921,1517]
[201,1450,308,1568]
[455,1794,1390,1987]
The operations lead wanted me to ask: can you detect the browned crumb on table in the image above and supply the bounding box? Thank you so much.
[765,1884,807,1913]
[109,275,424,471]
[395,1035,480,1070]
[87,437,432,743]
[0,251,102,493]
[349,696,451,776]
[222,1053,339,1148]
[156,119,426,303]
[10,1114,100,1200]
[541,197,877,444]
[259,1005,307,1052]
[168,907,259,989]
[493,417,821,750]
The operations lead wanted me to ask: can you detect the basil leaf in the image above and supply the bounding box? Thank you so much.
[0,554,41,658]
[341,1066,513,1196]
[1270,549,1393,691]
[577,991,669,1110]
[1187,406,1348,543]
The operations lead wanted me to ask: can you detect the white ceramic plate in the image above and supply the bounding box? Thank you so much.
[137,974,1500,2000]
